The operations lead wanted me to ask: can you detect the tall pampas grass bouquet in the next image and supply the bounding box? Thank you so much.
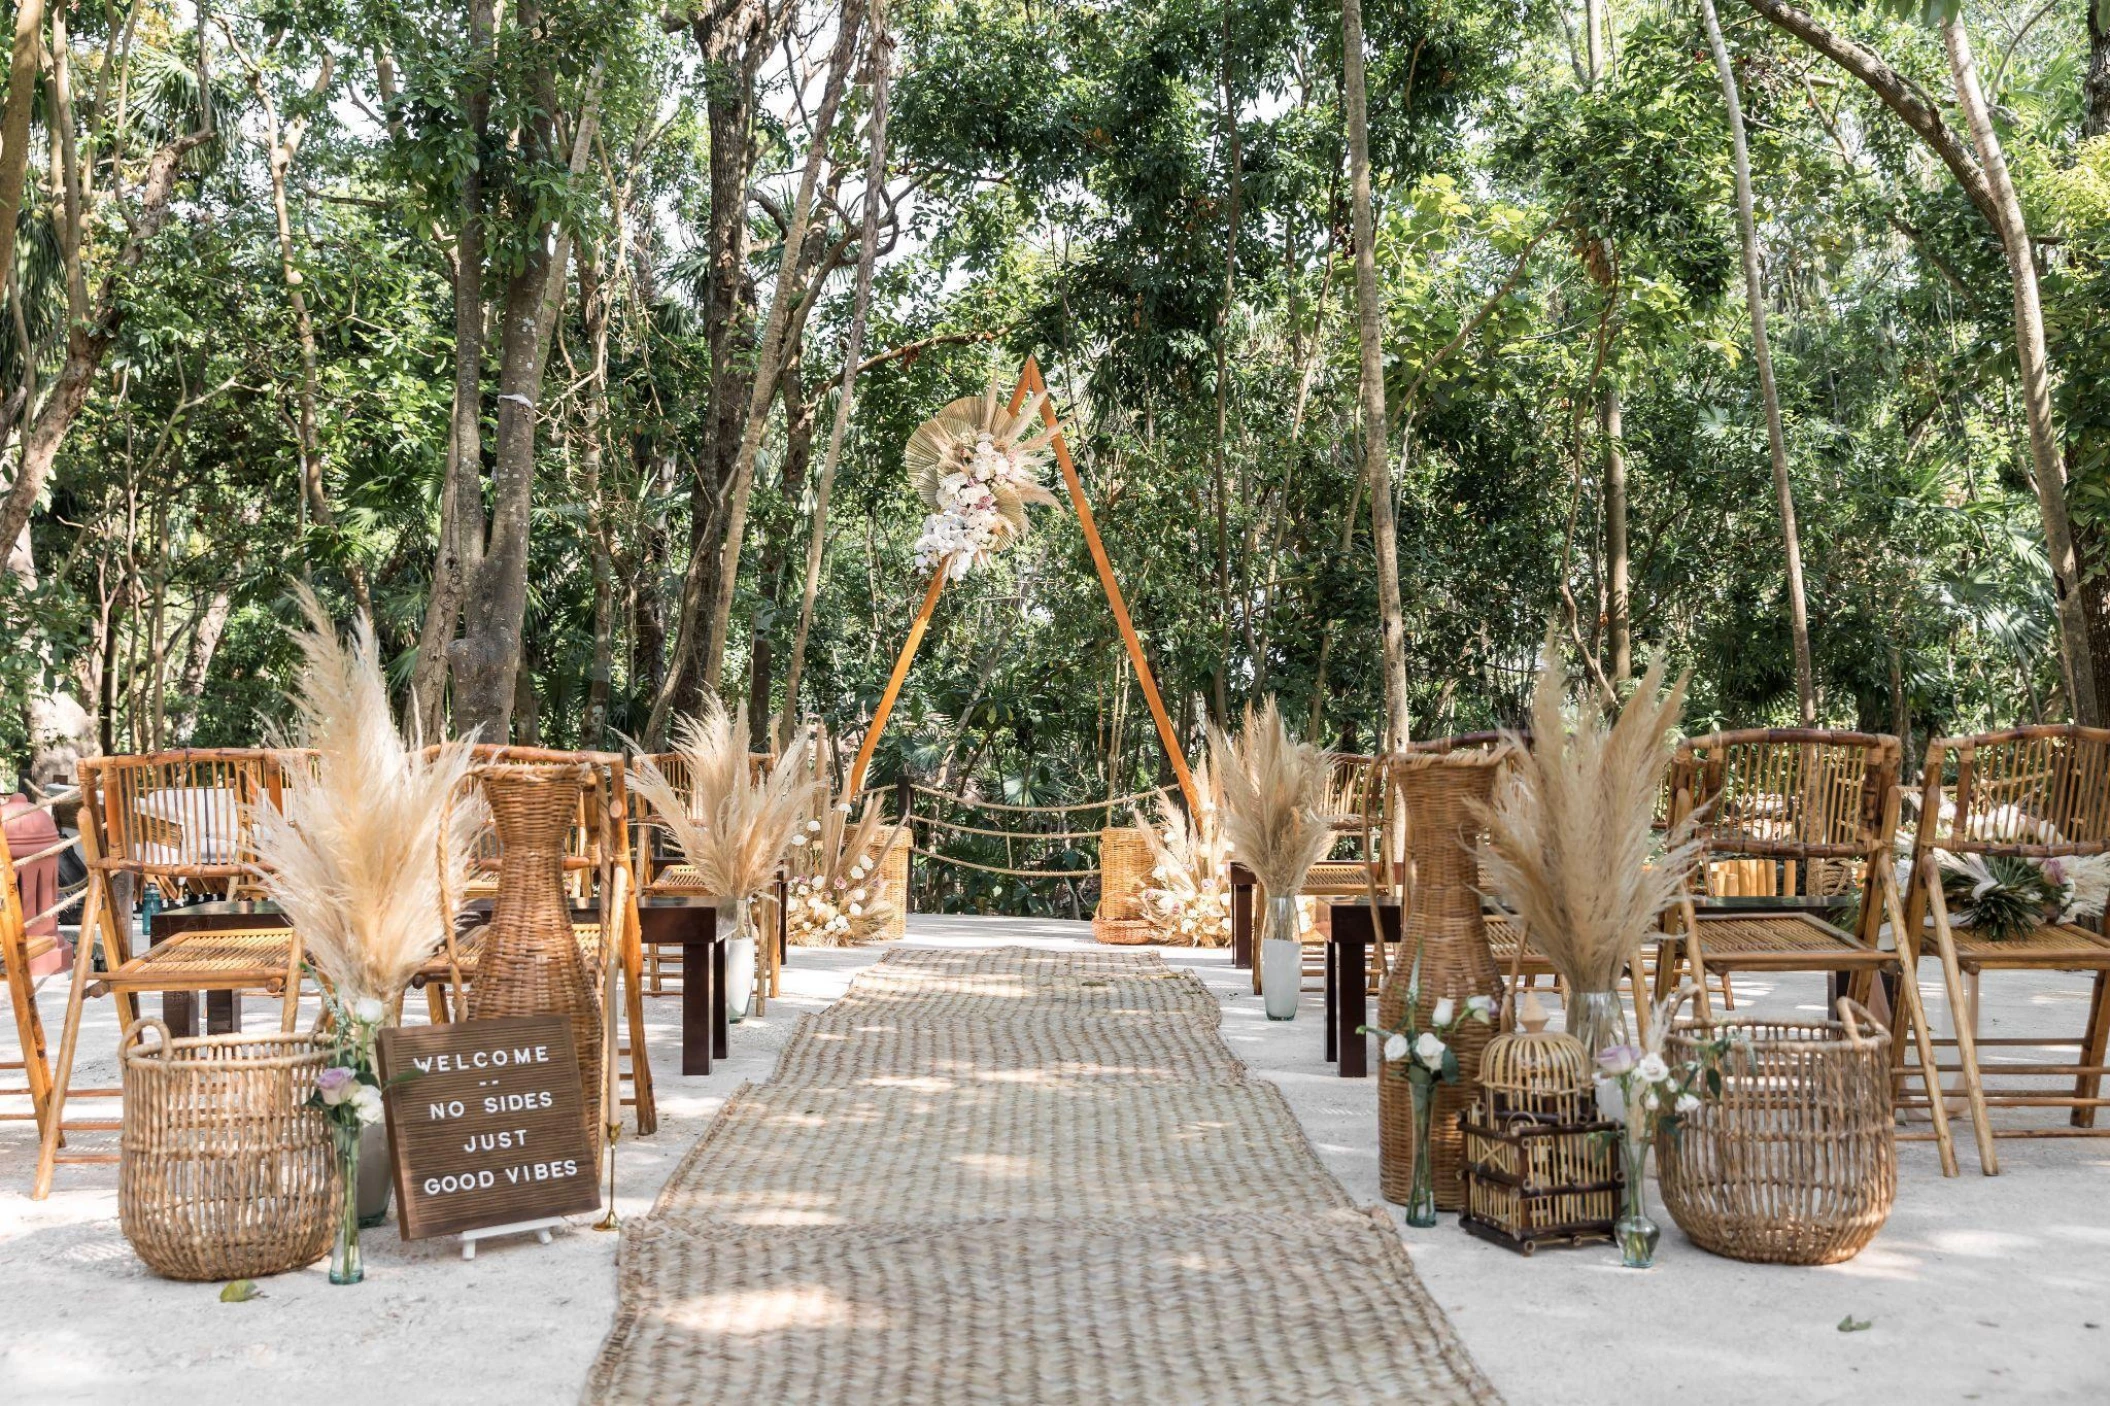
[629,698,815,904]
[1210,699,1333,916]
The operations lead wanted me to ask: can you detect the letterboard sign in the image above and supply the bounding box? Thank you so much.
[378,1014,600,1240]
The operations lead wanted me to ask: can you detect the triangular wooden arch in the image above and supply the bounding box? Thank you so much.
[845,355,1200,814]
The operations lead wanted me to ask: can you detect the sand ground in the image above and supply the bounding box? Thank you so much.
[2,914,2105,1404]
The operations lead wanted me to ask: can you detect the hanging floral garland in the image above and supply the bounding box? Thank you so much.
[905,373,1062,579]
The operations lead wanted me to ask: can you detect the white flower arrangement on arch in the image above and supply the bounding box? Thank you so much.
[905,373,1062,579]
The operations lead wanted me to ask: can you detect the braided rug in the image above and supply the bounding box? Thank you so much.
[585,946,1499,1404]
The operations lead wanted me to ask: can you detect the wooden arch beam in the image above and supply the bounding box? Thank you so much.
[845,356,1200,816]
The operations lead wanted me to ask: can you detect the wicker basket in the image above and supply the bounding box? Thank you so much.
[119,1019,337,1281]
[468,762,604,1159]
[880,825,910,939]
[1657,999,1897,1265]
[1092,916,1158,946]
[1378,752,1507,1210]
[1097,826,1152,921]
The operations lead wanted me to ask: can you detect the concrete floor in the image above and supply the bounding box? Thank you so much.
[1,914,2106,1404]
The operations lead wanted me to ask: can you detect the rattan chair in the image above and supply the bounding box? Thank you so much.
[2,789,78,1142]
[414,746,657,1136]
[1896,726,2110,1175]
[34,750,310,1198]
[1666,728,1957,1175]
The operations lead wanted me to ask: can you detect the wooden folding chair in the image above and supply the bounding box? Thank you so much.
[1896,725,2110,1175]
[414,746,658,1136]
[1,788,80,1143]
[1664,728,1957,1174]
[632,749,783,1008]
[33,750,310,1198]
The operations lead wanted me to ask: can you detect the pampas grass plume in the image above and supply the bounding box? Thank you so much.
[629,698,816,901]
[1473,631,1699,993]
[248,586,488,1007]
[1209,698,1333,900]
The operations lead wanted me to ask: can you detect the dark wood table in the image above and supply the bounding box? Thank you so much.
[151,900,289,1036]
[1325,901,1399,1079]
[1230,862,1255,970]
[633,896,727,1075]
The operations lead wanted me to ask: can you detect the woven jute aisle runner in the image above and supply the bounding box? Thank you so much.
[584,947,1501,1404]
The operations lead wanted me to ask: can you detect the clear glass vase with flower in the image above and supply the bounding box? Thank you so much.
[1366,944,1496,1227]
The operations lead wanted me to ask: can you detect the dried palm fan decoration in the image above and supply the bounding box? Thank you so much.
[907,370,1062,579]
[1472,633,1701,998]
[786,722,900,946]
[1133,758,1232,946]
[248,586,488,1006]
[629,698,815,904]
[1209,699,1333,907]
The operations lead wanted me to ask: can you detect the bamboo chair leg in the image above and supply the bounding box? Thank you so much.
[1882,861,1957,1175]
[97,883,139,1032]
[1680,895,1715,1023]
[1924,874,1999,1175]
[34,876,107,1199]
[2072,970,2110,1129]
[425,983,451,1024]
[4,939,54,1140]
[618,882,656,1136]
[1717,969,1735,1011]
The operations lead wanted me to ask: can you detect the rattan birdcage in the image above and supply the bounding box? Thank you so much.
[1459,993,1621,1254]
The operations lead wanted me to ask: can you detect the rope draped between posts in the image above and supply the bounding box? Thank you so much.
[906,812,1104,843]
[905,783,1158,814]
[908,846,1101,879]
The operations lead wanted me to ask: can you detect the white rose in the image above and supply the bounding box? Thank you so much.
[1636,1053,1670,1084]
[1414,1032,1446,1070]
[352,996,387,1026]
[1384,1033,1409,1062]
[1594,1077,1626,1122]
[1465,995,1495,1019]
[1432,997,1456,1027]
[1675,1092,1700,1115]
[350,1084,385,1126]
[1641,1089,1660,1112]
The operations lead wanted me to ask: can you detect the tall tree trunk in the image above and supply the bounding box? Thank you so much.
[0,0,44,317]
[1208,1,1243,721]
[169,583,234,743]
[2087,0,2109,138]
[748,352,816,748]
[579,254,615,748]
[1601,386,1631,686]
[779,5,892,748]
[690,0,866,710]
[448,7,566,739]
[1340,0,1411,748]
[1946,15,2097,725]
[411,0,496,736]
[1702,0,1816,723]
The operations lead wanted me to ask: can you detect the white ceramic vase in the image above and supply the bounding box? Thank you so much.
[1260,895,1302,1021]
[724,896,758,1023]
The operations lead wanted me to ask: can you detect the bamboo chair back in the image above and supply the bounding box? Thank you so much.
[80,750,303,897]
[1913,726,2110,860]
[1672,730,1899,933]
[2,788,80,1141]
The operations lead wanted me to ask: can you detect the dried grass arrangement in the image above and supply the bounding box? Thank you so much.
[247,588,487,1006]
[1133,758,1232,946]
[629,698,815,903]
[1209,699,1333,901]
[786,723,899,946]
[1474,641,1700,997]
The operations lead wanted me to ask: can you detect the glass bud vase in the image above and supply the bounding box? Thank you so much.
[330,1122,364,1285]
[1569,988,1627,1064]
[1404,1080,1439,1228]
[723,896,758,1024]
[1616,1135,1659,1269]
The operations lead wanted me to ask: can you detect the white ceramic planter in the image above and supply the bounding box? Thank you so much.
[725,936,757,1023]
[1261,936,1302,1021]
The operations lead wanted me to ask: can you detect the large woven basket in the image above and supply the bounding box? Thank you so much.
[468,762,604,1158]
[1378,752,1507,1210]
[1092,916,1158,946]
[1657,1000,1896,1265]
[1097,826,1152,920]
[119,1019,337,1281]
[880,826,910,939]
